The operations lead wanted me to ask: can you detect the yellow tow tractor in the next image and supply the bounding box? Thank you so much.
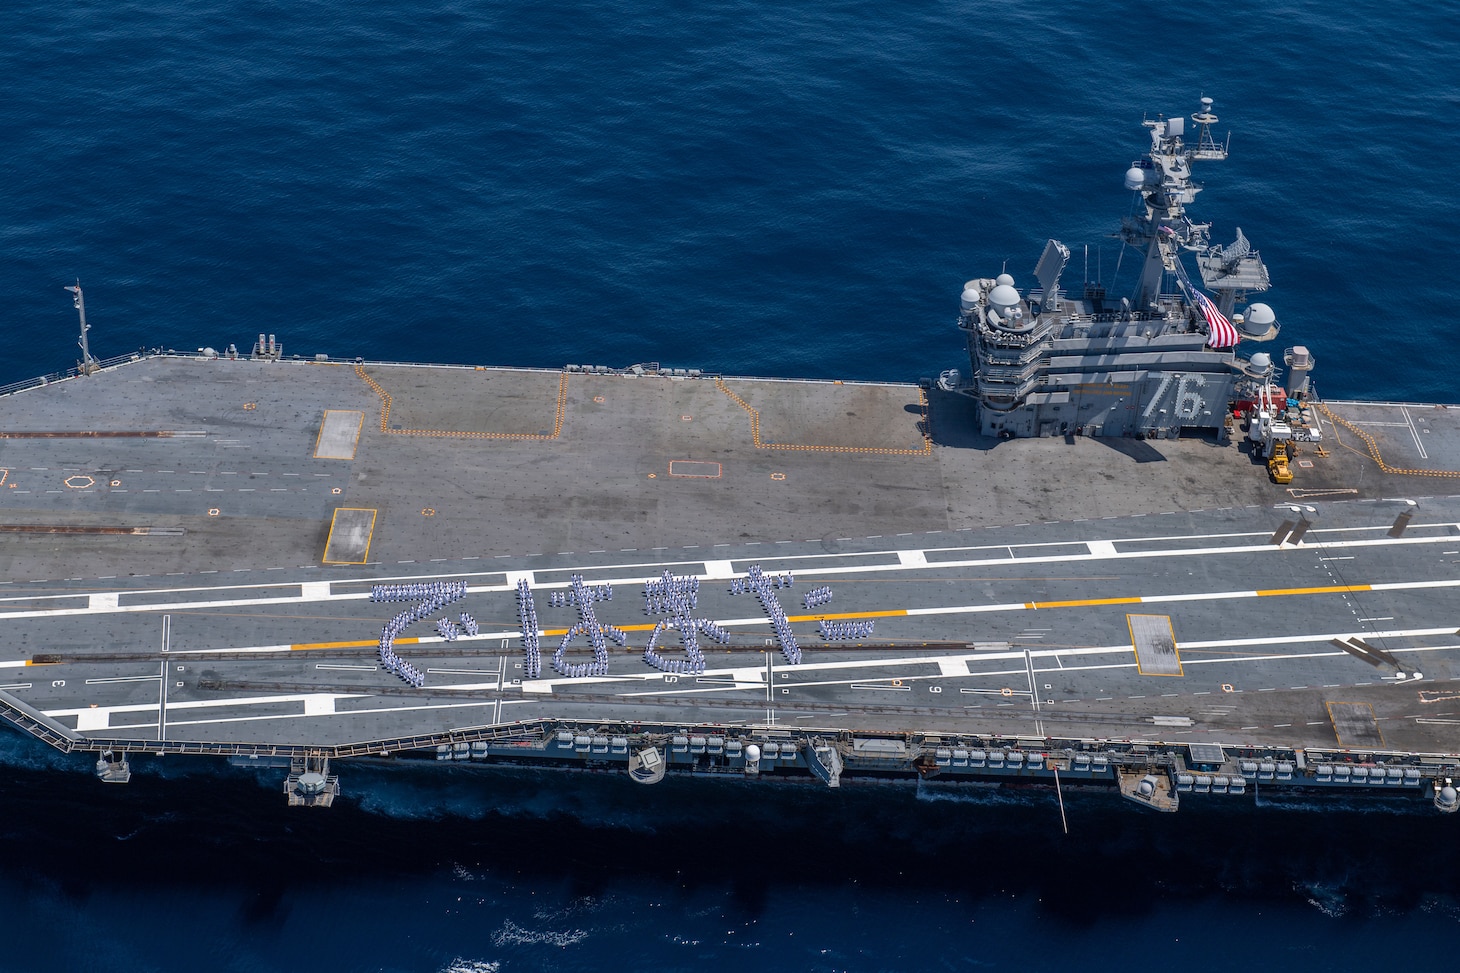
[1268,441,1294,484]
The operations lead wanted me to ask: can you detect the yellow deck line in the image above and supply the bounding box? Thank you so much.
[1028,596,1142,610]
[1255,584,1372,597]
[292,637,420,651]
[288,583,1374,653]
[789,609,910,622]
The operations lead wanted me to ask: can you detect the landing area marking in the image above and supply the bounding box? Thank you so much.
[0,518,1456,621]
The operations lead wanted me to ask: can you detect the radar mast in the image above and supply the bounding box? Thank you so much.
[1121,96,1231,310]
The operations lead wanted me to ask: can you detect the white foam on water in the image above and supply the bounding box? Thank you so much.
[1298,881,1351,918]
[437,959,500,973]
[491,918,588,949]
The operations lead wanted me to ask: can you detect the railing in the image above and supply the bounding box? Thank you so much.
[0,351,149,398]
[3,683,1456,787]
[975,320,1051,348]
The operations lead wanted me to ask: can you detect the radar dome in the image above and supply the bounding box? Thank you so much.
[1246,303,1276,327]
[1124,166,1147,191]
[744,744,761,763]
[1441,785,1458,808]
[960,286,981,310]
[988,283,1020,315]
[1237,302,1278,338]
[995,273,1015,287]
[1249,352,1271,371]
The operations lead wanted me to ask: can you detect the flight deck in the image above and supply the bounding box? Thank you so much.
[0,354,1457,810]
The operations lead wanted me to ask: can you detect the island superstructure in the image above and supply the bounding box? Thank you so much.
[0,99,1455,814]
[947,97,1288,440]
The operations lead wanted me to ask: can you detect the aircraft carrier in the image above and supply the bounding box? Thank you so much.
[1,99,1457,814]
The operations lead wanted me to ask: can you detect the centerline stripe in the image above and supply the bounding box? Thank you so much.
[277,584,1392,651]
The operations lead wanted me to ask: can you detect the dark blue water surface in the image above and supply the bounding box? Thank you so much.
[2,1,1459,970]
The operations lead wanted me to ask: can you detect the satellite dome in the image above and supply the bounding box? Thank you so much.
[995,273,1015,287]
[1237,302,1278,338]
[1249,352,1271,371]
[988,283,1020,314]
[961,286,981,309]
[1124,166,1147,191]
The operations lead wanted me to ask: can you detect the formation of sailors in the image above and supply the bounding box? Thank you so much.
[644,571,699,614]
[566,575,611,662]
[677,619,702,663]
[803,586,833,609]
[696,618,730,644]
[548,584,612,608]
[729,569,793,596]
[382,584,461,628]
[642,619,707,674]
[643,647,705,675]
[371,580,468,604]
[459,612,478,637]
[378,615,425,688]
[819,619,874,640]
[516,579,542,678]
[736,565,800,664]
[547,577,627,677]
[370,579,472,689]
[554,660,609,678]
[768,610,801,664]
[551,623,613,677]
[518,564,821,678]
[377,640,425,687]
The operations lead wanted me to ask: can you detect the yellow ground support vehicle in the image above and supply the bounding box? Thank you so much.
[1268,442,1294,484]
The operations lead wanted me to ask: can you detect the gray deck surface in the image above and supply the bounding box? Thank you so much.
[1,355,1458,757]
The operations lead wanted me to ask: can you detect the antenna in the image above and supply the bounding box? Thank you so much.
[1053,764,1070,835]
[1190,95,1227,161]
[64,279,97,375]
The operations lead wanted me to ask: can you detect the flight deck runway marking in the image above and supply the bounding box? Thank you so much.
[0,519,1452,609]
[9,517,1460,721]
[40,638,1457,731]
[511,635,1460,699]
[7,572,1459,654]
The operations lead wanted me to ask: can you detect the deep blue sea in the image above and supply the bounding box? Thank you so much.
[3,1,1460,970]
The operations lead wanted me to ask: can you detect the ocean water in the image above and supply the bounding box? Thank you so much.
[2,1,1459,969]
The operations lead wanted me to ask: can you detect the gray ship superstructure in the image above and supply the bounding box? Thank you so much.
[0,99,1457,816]
[949,97,1283,440]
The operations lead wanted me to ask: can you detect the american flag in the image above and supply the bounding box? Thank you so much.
[1192,288,1240,349]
